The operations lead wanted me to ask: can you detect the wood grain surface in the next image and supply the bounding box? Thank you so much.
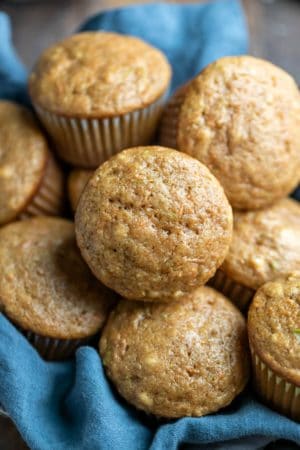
[0,0,299,448]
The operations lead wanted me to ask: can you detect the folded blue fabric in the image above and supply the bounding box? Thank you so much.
[0,13,30,105]
[0,2,299,450]
[1,315,300,450]
[79,0,248,92]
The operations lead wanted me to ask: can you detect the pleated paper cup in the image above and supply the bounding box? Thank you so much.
[159,85,187,149]
[250,345,300,422]
[34,93,167,169]
[20,151,65,219]
[209,269,255,311]
[15,324,93,361]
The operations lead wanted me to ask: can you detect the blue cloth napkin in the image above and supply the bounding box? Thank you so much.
[1,315,300,450]
[0,1,299,450]
[78,0,248,92]
[0,13,30,105]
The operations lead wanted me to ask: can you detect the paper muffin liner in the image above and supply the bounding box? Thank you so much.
[20,152,64,219]
[159,85,187,149]
[33,93,168,169]
[22,328,92,360]
[208,270,255,311]
[250,345,300,422]
[12,320,92,360]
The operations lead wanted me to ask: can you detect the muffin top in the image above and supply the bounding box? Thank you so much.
[29,32,171,117]
[68,169,93,211]
[0,217,115,339]
[76,146,232,302]
[100,286,249,418]
[0,101,49,225]
[221,198,300,290]
[248,273,300,385]
[177,56,300,210]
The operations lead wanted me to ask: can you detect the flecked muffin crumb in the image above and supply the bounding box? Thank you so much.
[221,198,300,290]
[100,286,249,418]
[167,56,300,209]
[0,101,51,224]
[29,32,172,117]
[248,273,300,385]
[76,146,233,302]
[0,217,116,339]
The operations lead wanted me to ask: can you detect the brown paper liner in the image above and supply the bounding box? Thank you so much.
[20,152,64,219]
[208,269,255,311]
[18,326,92,361]
[250,345,300,422]
[159,85,187,149]
[33,93,167,169]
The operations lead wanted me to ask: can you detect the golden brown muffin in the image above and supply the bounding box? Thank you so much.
[0,217,116,359]
[210,198,300,310]
[100,286,249,418]
[29,32,171,117]
[68,169,93,212]
[76,146,233,302]
[0,101,64,225]
[248,273,300,421]
[160,56,300,210]
[29,32,172,168]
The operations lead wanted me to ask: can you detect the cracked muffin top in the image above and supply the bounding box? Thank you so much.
[0,217,116,339]
[221,198,300,290]
[100,286,249,418]
[29,32,171,117]
[0,101,49,225]
[176,56,300,209]
[248,273,300,386]
[75,146,233,302]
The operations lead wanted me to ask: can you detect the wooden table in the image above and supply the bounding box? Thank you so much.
[0,0,299,448]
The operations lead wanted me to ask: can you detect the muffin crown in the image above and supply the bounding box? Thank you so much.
[0,217,115,339]
[222,198,300,289]
[75,146,233,302]
[0,101,49,225]
[29,32,171,117]
[176,56,300,209]
[248,273,300,385]
[100,286,249,418]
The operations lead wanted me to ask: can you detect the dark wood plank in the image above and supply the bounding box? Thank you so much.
[1,0,149,68]
[245,0,300,81]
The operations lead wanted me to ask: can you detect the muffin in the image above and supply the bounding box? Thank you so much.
[68,169,93,212]
[248,273,300,421]
[76,146,233,302]
[159,56,300,210]
[29,32,171,168]
[210,198,300,310]
[0,217,116,360]
[100,286,249,418]
[0,101,64,225]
